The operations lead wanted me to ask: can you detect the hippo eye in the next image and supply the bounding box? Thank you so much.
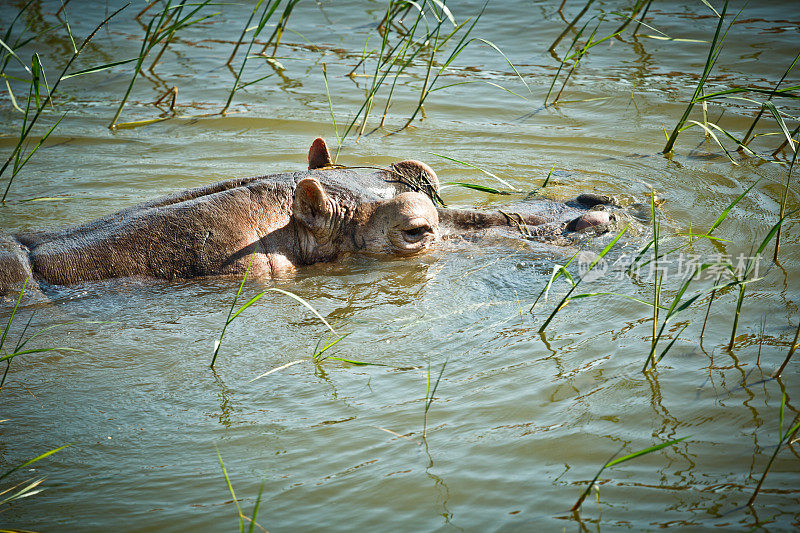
[401,224,432,242]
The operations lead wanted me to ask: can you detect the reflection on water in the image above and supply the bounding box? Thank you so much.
[1,0,799,530]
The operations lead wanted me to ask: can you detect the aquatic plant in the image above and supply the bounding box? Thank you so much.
[535,225,629,334]
[747,392,800,507]
[109,0,218,129]
[661,0,732,155]
[773,132,798,261]
[423,357,447,438]
[428,152,517,194]
[0,443,71,511]
[571,437,687,512]
[660,0,800,160]
[222,0,287,116]
[726,214,790,351]
[546,20,622,107]
[0,3,128,200]
[210,255,335,369]
[773,323,799,378]
[641,265,734,371]
[217,449,265,533]
[329,0,525,152]
[1,277,82,388]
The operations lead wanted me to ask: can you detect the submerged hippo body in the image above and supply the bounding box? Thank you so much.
[0,138,624,297]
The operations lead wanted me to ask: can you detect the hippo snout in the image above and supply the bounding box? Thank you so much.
[566,209,611,231]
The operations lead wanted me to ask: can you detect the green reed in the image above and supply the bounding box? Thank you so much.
[649,189,661,361]
[662,0,731,154]
[1,277,82,388]
[571,437,687,512]
[536,226,630,334]
[774,132,798,262]
[636,189,728,370]
[423,357,448,438]
[773,322,800,378]
[1,4,128,201]
[321,63,341,157]
[311,331,351,362]
[211,255,335,369]
[109,0,218,129]
[222,0,285,116]
[642,264,735,372]
[258,0,300,57]
[333,0,523,148]
[626,179,759,277]
[541,164,556,188]
[726,213,790,351]
[773,122,800,156]
[739,50,800,149]
[549,0,595,52]
[336,0,436,146]
[546,20,622,107]
[428,152,517,191]
[747,392,800,506]
[612,0,654,35]
[661,2,800,160]
[546,0,662,108]
[217,449,265,533]
[700,272,724,346]
[0,443,71,509]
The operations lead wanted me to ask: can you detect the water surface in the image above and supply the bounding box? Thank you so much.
[1,0,799,530]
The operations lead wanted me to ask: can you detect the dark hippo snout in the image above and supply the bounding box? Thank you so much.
[566,209,612,231]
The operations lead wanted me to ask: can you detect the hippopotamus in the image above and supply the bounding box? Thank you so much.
[0,138,627,297]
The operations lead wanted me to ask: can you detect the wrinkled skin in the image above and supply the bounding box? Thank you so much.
[0,138,630,297]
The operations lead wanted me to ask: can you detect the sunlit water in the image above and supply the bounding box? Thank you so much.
[1,0,799,530]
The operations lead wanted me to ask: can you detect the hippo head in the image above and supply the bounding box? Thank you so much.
[291,176,439,264]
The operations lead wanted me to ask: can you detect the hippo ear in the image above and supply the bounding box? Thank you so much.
[390,160,440,202]
[308,138,333,170]
[293,177,333,230]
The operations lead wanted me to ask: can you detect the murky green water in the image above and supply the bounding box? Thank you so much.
[1,0,799,530]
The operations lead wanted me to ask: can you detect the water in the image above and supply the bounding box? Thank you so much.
[1,0,799,530]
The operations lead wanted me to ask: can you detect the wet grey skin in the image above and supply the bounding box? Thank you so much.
[0,138,639,297]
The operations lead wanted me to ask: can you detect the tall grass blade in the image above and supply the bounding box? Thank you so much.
[549,0,596,51]
[0,477,46,505]
[747,393,800,506]
[773,321,800,378]
[210,254,254,368]
[0,277,28,354]
[662,0,731,154]
[222,0,281,115]
[249,359,307,382]
[546,21,588,106]
[728,211,792,351]
[423,357,448,437]
[0,444,71,483]
[321,63,340,157]
[538,226,628,333]
[571,437,687,512]
[530,251,579,313]
[211,256,335,367]
[2,5,128,200]
[474,38,530,94]
[443,182,508,195]
[428,152,517,189]
[542,164,556,188]
[216,449,244,532]
[740,50,800,148]
[247,482,265,533]
[773,132,798,261]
